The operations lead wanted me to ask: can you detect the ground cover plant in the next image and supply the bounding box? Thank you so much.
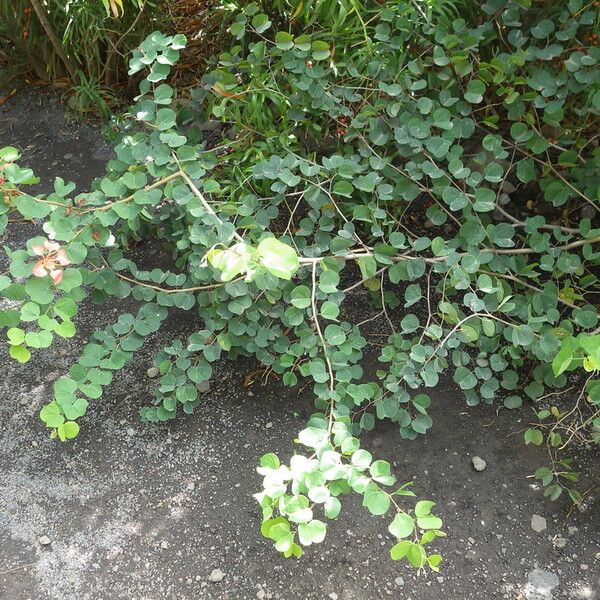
[1,0,599,572]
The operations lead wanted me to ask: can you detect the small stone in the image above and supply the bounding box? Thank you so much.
[146,367,159,379]
[126,428,135,436]
[395,577,405,587]
[265,422,273,429]
[186,482,196,491]
[19,397,29,406]
[581,204,596,220]
[38,535,52,546]
[580,564,588,571]
[498,192,511,206]
[208,569,225,583]
[471,456,486,472]
[256,591,265,600]
[196,380,210,393]
[525,568,559,597]
[328,594,338,600]
[553,536,567,548]
[160,541,169,549]
[531,514,547,533]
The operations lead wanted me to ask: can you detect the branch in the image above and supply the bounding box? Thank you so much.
[30,0,79,82]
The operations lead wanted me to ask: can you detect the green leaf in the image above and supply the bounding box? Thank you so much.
[324,496,341,519]
[524,428,544,446]
[320,301,339,320]
[0,146,20,161]
[9,344,31,363]
[416,514,443,530]
[311,40,330,60]
[257,237,299,280]
[156,108,177,131]
[333,181,354,197]
[275,31,294,50]
[390,540,412,560]
[251,13,271,33]
[319,270,339,293]
[290,285,311,309]
[298,520,327,545]
[388,513,414,539]
[503,396,522,409]
[464,79,486,103]
[57,421,80,441]
[453,366,477,390]
[40,401,65,428]
[363,485,390,516]
[516,158,535,183]
[324,324,346,346]
[414,500,435,518]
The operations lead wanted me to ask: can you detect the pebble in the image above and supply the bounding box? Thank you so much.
[471,456,486,472]
[265,422,273,429]
[395,577,404,587]
[208,569,225,583]
[256,591,265,600]
[126,428,135,436]
[580,564,588,571]
[328,594,338,600]
[196,380,211,393]
[146,367,159,379]
[531,514,547,533]
[38,535,52,546]
[525,568,559,598]
[553,536,567,548]
[160,541,169,549]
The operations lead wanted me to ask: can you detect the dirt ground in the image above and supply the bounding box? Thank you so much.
[0,88,599,600]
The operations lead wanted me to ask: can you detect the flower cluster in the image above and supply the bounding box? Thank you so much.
[31,239,71,284]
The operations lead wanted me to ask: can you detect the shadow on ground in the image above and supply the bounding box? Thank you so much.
[0,88,599,600]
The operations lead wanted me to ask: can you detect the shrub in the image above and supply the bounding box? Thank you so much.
[1,0,599,570]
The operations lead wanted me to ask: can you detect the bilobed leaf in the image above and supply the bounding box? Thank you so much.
[298,520,327,545]
[388,513,414,539]
[257,237,299,280]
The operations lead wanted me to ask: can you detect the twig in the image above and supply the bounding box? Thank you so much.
[311,262,335,432]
